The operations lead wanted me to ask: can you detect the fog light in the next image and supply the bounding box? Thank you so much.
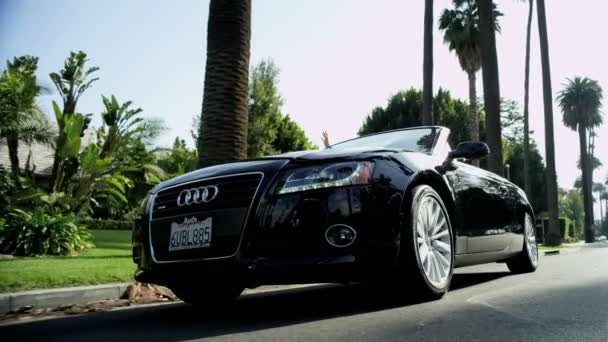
[325,224,357,248]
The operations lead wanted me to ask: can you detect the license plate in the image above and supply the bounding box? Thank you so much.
[168,216,212,251]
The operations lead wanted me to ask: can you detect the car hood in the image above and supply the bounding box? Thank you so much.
[150,147,414,193]
[257,147,404,161]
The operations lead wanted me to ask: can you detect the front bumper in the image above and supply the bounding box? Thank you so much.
[133,160,408,288]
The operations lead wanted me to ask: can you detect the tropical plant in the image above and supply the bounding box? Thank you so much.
[0,56,55,182]
[505,140,547,215]
[439,0,501,166]
[557,76,603,243]
[50,51,99,190]
[99,95,144,158]
[521,0,534,196]
[475,0,503,174]
[198,0,251,167]
[0,208,93,256]
[0,166,16,214]
[50,101,86,192]
[422,0,434,125]
[535,0,561,245]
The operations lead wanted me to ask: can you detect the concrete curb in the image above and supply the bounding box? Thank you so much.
[0,283,130,316]
[0,283,326,316]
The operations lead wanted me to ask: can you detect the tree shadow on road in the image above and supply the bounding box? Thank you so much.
[0,271,510,342]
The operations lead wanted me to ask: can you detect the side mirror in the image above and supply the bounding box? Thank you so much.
[448,142,490,161]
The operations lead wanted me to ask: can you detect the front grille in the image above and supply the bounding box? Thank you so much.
[149,172,263,262]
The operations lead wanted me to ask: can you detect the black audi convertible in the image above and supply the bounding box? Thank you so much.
[133,126,538,304]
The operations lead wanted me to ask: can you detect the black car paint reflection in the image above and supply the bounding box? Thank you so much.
[133,126,533,289]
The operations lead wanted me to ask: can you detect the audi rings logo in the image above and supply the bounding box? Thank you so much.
[176,185,219,206]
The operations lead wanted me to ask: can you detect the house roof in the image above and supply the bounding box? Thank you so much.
[0,140,55,176]
[0,127,97,177]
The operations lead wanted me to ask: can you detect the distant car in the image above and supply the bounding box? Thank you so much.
[132,126,538,305]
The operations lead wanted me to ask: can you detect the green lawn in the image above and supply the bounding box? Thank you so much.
[0,230,135,293]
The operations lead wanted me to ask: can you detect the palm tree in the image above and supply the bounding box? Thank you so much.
[422,0,434,126]
[198,0,251,167]
[558,76,603,243]
[49,51,99,191]
[439,0,501,167]
[0,56,54,183]
[476,0,503,175]
[522,0,534,196]
[594,183,606,225]
[536,0,561,245]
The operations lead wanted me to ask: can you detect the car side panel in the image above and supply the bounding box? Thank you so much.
[451,161,515,253]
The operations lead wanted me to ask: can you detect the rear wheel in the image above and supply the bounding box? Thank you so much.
[171,282,244,307]
[507,213,538,273]
[398,185,454,300]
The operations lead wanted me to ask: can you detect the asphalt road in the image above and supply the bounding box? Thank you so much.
[2,243,608,342]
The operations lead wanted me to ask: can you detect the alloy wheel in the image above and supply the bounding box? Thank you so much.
[415,194,452,289]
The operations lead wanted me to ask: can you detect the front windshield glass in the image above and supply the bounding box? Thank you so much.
[330,127,439,153]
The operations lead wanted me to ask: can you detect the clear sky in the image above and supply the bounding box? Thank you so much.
[1,0,607,193]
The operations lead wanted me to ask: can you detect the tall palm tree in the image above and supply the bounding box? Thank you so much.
[558,76,603,243]
[422,0,434,126]
[0,56,54,183]
[522,0,534,196]
[439,0,501,167]
[49,51,99,191]
[198,0,251,167]
[535,0,560,245]
[476,0,503,175]
[594,183,606,225]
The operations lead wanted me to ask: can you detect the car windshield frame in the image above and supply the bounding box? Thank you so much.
[329,127,446,155]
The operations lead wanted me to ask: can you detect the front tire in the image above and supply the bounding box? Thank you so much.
[399,185,454,300]
[507,212,538,273]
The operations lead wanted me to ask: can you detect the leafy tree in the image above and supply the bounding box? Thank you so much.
[198,0,251,167]
[247,60,283,158]
[475,0,503,174]
[51,101,86,192]
[157,138,198,178]
[558,76,603,243]
[273,115,315,152]
[0,56,54,182]
[422,0,434,125]
[506,141,546,214]
[558,189,584,240]
[358,88,483,146]
[521,0,534,196]
[536,0,560,245]
[50,51,99,191]
[439,0,501,158]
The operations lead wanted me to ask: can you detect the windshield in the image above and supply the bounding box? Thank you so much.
[330,128,439,153]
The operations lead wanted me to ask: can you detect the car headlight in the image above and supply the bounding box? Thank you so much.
[278,162,373,194]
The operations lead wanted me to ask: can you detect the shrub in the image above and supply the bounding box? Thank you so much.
[0,209,94,256]
[80,219,135,231]
[0,166,16,215]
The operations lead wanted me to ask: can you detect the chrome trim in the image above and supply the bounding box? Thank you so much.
[148,171,265,264]
[324,224,357,248]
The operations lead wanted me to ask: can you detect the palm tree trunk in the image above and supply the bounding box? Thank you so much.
[523,0,533,196]
[421,0,434,126]
[476,0,503,176]
[6,136,21,185]
[198,0,251,167]
[579,126,594,242]
[468,71,480,167]
[537,0,561,245]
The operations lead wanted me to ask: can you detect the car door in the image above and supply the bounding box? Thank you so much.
[451,160,515,253]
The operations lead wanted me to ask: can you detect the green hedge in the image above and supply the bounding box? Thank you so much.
[80,219,135,231]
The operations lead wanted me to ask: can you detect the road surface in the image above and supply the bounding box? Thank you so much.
[2,243,608,341]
